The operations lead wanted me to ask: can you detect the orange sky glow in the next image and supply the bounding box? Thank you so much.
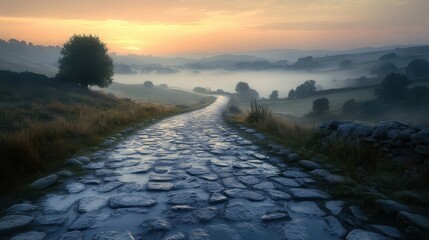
[0,0,428,55]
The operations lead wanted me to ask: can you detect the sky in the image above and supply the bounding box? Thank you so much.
[0,0,428,55]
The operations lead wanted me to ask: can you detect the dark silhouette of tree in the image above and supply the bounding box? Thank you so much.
[193,87,207,93]
[288,89,296,99]
[407,85,429,106]
[405,59,429,79]
[294,56,318,68]
[295,80,316,98]
[57,34,113,88]
[235,82,250,95]
[375,73,410,103]
[342,99,358,121]
[339,59,354,70]
[312,98,330,115]
[372,63,399,79]
[269,90,279,100]
[143,81,154,88]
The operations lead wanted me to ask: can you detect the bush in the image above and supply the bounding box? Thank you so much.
[342,99,358,120]
[143,81,154,88]
[269,90,279,100]
[375,73,410,103]
[312,98,330,115]
[228,105,241,114]
[57,34,113,88]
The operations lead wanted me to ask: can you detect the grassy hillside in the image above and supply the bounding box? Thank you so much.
[100,82,213,108]
[0,70,181,193]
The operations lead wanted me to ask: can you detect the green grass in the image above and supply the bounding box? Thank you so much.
[98,82,212,108]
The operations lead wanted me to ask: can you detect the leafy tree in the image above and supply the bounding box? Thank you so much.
[372,63,399,79]
[235,82,250,95]
[295,80,316,98]
[339,59,354,70]
[375,73,410,103]
[57,34,113,88]
[406,59,429,79]
[193,86,207,93]
[143,81,154,88]
[312,98,330,115]
[288,89,296,99]
[269,90,279,100]
[342,99,358,120]
[407,85,429,106]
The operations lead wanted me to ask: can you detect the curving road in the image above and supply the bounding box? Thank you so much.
[0,96,400,240]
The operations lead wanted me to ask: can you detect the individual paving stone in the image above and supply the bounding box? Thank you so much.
[10,231,46,240]
[59,231,83,240]
[199,174,219,181]
[299,160,322,170]
[376,199,411,215]
[310,169,331,177]
[189,228,210,240]
[282,169,309,178]
[372,225,404,238]
[209,193,228,204]
[92,231,135,240]
[286,153,300,161]
[28,174,58,190]
[78,177,102,185]
[346,229,391,240]
[111,208,150,217]
[68,212,110,230]
[78,197,108,213]
[261,211,290,222]
[171,205,195,211]
[266,189,292,200]
[140,217,171,234]
[253,181,276,190]
[397,211,429,231]
[6,203,39,214]
[0,215,33,232]
[237,176,260,185]
[288,201,326,216]
[201,181,225,193]
[248,160,263,164]
[168,192,198,205]
[95,169,120,177]
[164,232,186,240]
[224,189,265,201]
[65,182,86,194]
[117,183,146,193]
[85,162,105,170]
[288,188,329,199]
[271,177,301,187]
[224,202,256,221]
[325,201,344,215]
[128,164,152,174]
[195,207,217,222]
[109,195,156,208]
[208,224,241,240]
[77,156,91,163]
[97,181,124,193]
[34,214,67,226]
[56,170,73,178]
[233,162,256,169]
[149,174,175,181]
[325,216,347,237]
[222,177,246,188]
[349,206,368,222]
[283,220,310,240]
[147,182,174,191]
[187,167,211,175]
[252,153,267,159]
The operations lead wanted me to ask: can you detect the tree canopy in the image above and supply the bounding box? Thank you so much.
[57,34,113,88]
[269,90,279,100]
[312,98,330,115]
[295,80,316,98]
[406,59,429,79]
[375,73,410,103]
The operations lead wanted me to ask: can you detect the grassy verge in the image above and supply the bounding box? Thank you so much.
[229,99,429,209]
[0,70,209,194]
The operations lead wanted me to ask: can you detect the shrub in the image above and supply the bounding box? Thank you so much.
[312,98,330,115]
[143,81,154,88]
[228,105,241,114]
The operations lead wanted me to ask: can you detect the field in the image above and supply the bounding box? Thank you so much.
[98,82,212,108]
